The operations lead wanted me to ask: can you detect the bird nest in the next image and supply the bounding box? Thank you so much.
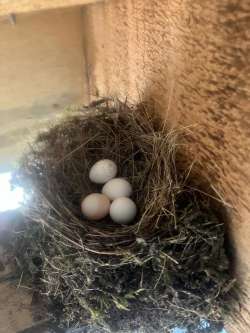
[14,100,236,333]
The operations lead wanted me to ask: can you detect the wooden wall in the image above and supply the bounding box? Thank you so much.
[0,4,93,331]
[0,7,87,172]
[0,0,102,16]
[82,1,250,332]
[0,0,249,332]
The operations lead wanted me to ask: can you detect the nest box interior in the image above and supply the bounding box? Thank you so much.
[0,1,249,333]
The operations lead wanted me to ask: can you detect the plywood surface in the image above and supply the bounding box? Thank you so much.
[82,1,250,332]
[0,7,87,172]
[0,210,33,333]
[0,0,101,16]
[0,282,33,333]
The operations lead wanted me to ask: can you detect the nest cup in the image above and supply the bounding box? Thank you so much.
[15,100,237,333]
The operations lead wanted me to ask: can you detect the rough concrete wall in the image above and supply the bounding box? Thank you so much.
[0,7,87,172]
[82,1,250,332]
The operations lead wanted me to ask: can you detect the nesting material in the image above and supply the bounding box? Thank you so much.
[14,100,236,333]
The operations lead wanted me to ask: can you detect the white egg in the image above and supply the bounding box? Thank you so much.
[110,197,137,225]
[89,159,118,184]
[81,193,110,220]
[102,178,132,200]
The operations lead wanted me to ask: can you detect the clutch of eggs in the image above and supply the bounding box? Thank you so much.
[81,193,137,224]
[81,159,137,224]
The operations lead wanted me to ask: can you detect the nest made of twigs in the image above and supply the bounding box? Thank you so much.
[14,100,237,333]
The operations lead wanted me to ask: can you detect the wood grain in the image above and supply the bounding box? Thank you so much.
[0,282,33,333]
[0,7,87,172]
[0,0,102,16]
[82,1,250,332]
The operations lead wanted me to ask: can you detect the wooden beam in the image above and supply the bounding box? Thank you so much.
[0,0,101,16]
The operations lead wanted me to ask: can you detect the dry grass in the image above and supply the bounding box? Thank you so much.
[13,99,237,333]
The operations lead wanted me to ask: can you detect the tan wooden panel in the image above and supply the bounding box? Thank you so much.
[0,0,102,16]
[0,8,87,110]
[0,7,88,172]
[82,1,250,332]
[0,210,33,333]
[0,282,33,333]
